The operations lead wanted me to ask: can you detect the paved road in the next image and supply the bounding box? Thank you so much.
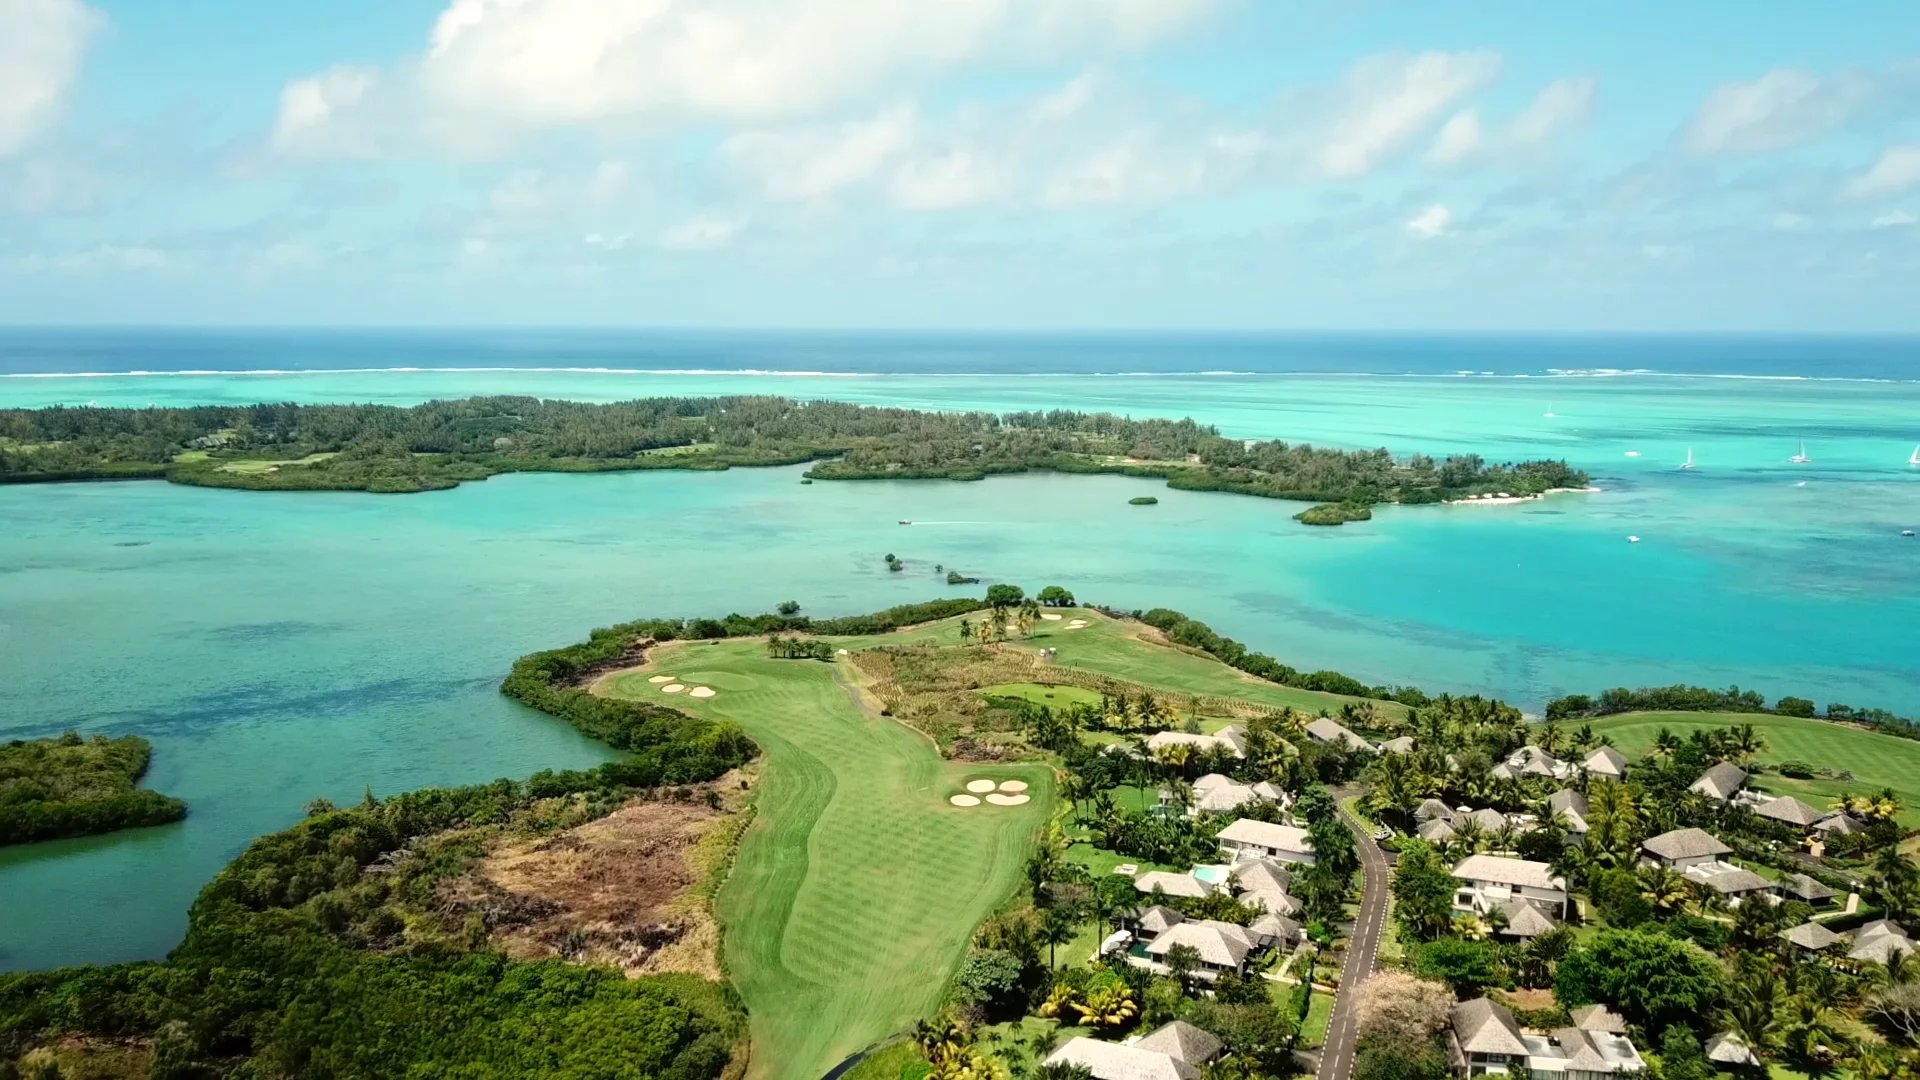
[1316,802,1390,1080]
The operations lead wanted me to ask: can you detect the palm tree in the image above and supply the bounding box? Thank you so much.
[1037,982,1080,1020]
[1033,1064,1095,1080]
[1041,905,1077,968]
[1652,728,1680,759]
[1724,964,1785,1065]
[1728,722,1767,763]
[1072,983,1138,1029]
[1017,598,1041,638]
[1777,995,1850,1078]
[1637,865,1692,914]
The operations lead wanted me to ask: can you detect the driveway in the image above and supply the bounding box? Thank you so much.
[1316,800,1390,1080]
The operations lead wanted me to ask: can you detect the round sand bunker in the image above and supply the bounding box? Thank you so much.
[648,675,675,684]
[950,794,982,807]
[688,686,716,699]
[986,793,1032,806]
[661,683,686,694]
[965,779,997,794]
[1040,613,1064,621]
[998,780,1029,792]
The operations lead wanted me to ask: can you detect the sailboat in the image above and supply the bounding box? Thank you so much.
[1908,444,1919,466]
[1544,401,1557,418]
[1790,439,1811,464]
[1681,448,1695,470]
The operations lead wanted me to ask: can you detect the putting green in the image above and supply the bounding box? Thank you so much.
[603,642,1050,1080]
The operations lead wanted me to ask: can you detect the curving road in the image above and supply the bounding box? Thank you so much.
[1316,801,1391,1080]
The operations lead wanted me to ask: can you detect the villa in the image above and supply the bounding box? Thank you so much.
[1689,762,1748,802]
[1491,746,1573,781]
[1642,828,1777,905]
[1782,921,1841,954]
[1217,817,1317,865]
[1449,998,1646,1080]
[1751,793,1826,829]
[1780,873,1836,906]
[1168,773,1288,816]
[1147,725,1248,760]
[1849,920,1916,965]
[1380,736,1416,754]
[1582,745,1629,780]
[1451,854,1569,918]
[1046,1020,1223,1080]
[1230,857,1302,916]
[1304,716,1374,752]
[1133,870,1214,900]
[1494,898,1560,939]
[1640,828,1731,872]
[1547,789,1591,835]
[1130,918,1259,981]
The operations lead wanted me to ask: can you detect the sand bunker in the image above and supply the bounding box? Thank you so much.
[998,780,1029,793]
[985,793,1032,806]
[1065,621,1089,630]
[688,686,716,699]
[949,794,982,807]
[661,683,686,694]
[965,779,998,794]
[648,675,675,684]
[1040,613,1064,621]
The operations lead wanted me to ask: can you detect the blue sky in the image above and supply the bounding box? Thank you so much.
[2,0,1918,330]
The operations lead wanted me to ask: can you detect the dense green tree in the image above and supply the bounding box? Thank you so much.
[1413,939,1501,996]
[1392,840,1458,942]
[1036,585,1076,607]
[1555,930,1726,1033]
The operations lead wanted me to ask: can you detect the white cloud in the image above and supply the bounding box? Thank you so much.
[1316,51,1502,179]
[0,0,104,158]
[658,214,744,252]
[723,105,917,203]
[890,148,1009,210]
[1845,145,1920,201]
[1429,77,1592,166]
[1509,77,1595,145]
[1871,210,1917,229]
[1770,211,1811,232]
[1429,110,1482,165]
[1684,68,1869,155]
[1405,203,1451,238]
[276,0,1213,158]
[271,66,382,159]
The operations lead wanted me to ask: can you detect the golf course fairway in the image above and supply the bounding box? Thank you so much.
[603,640,1052,1080]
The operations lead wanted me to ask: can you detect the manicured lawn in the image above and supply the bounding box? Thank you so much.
[1585,711,1920,825]
[977,682,1106,709]
[838,609,1401,719]
[604,642,1052,1080]
[1297,986,1334,1049]
[838,1040,931,1080]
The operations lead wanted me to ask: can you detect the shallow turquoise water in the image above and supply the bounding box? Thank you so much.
[3,369,1919,972]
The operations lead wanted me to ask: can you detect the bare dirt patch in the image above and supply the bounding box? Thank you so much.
[436,782,748,980]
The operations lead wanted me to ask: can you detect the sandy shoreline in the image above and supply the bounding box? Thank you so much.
[1443,486,1601,507]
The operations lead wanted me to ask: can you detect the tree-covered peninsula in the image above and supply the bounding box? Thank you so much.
[0,733,187,847]
[0,396,1587,514]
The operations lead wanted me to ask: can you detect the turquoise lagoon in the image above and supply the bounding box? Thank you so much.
[3,365,1919,972]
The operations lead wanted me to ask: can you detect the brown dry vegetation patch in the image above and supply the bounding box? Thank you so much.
[10,1036,154,1080]
[435,778,749,980]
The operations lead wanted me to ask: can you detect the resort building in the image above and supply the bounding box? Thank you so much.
[1450,854,1569,918]
[1547,789,1591,835]
[1230,857,1302,916]
[1704,1033,1760,1070]
[1304,716,1374,752]
[1130,918,1258,981]
[1849,920,1916,965]
[1689,761,1748,802]
[1045,1019,1223,1080]
[1581,745,1629,780]
[1133,870,1213,900]
[1491,746,1573,781]
[1217,817,1317,865]
[1780,873,1836,907]
[1448,998,1647,1080]
[1146,725,1247,760]
[1640,828,1731,872]
[1642,828,1777,905]
[1751,794,1826,830]
[1379,736,1416,754]
[1494,899,1560,939]
[1782,921,1841,954]
[1168,773,1287,816]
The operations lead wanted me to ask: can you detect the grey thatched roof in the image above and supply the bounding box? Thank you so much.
[1548,788,1591,831]
[1380,736,1416,754]
[1705,1033,1759,1066]
[1415,798,1456,824]
[1304,717,1372,751]
[1642,827,1732,862]
[1452,998,1528,1056]
[1690,761,1748,800]
[1138,905,1185,933]
[1134,1020,1224,1065]
[1497,899,1558,938]
[1135,871,1211,899]
[1569,1004,1627,1033]
[1583,745,1629,776]
[1782,921,1840,951]
[1045,1038,1200,1080]
[1754,794,1825,827]
[1782,873,1835,902]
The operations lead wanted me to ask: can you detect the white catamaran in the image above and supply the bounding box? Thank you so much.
[1790,439,1811,464]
